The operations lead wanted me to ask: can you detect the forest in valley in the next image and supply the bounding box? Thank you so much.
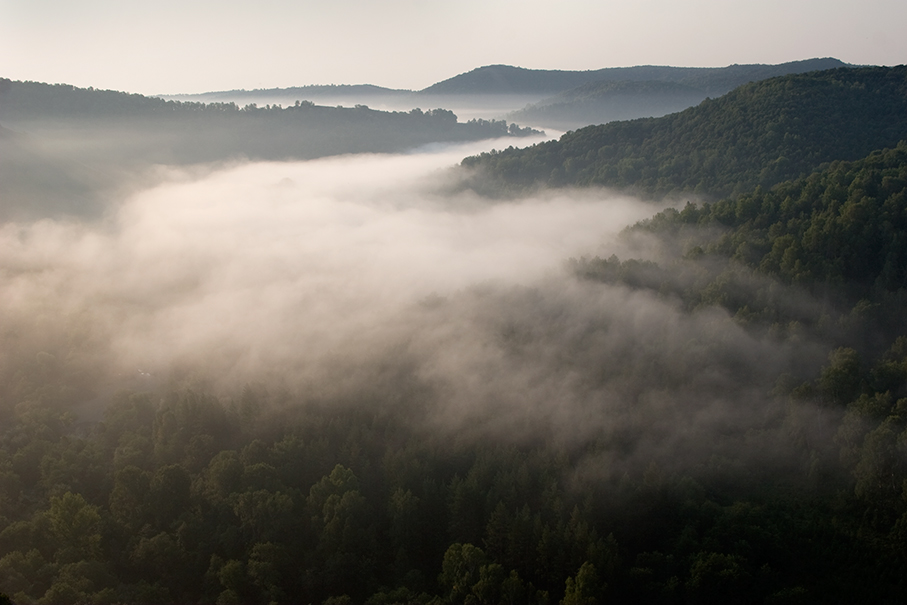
[2,63,907,605]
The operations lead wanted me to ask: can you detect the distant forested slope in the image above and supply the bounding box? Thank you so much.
[0,79,537,220]
[462,66,907,199]
[0,79,537,162]
[506,80,709,130]
[421,58,848,96]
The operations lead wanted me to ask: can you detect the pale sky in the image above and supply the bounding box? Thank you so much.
[2,0,905,95]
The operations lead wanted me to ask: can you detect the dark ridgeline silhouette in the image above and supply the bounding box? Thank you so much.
[419,58,850,96]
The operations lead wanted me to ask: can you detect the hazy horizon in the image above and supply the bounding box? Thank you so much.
[2,0,904,96]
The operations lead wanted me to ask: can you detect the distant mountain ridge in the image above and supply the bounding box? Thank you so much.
[420,58,851,96]
[162,58,850,101]
[168,84,409,102]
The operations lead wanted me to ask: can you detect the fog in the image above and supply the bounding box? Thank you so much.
[0,139,827,473]
[1,141,652,380]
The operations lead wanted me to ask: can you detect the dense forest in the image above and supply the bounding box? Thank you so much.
[4,140,907,604]
[4,63,907,605]
[462,66,907,199]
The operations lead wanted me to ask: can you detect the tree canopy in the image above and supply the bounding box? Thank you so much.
[462,66,907,200]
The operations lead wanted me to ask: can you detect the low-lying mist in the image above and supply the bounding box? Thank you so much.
[0,140,828,474]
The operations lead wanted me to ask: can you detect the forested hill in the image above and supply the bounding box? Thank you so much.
[0,80,203,119]
[0,79,539,220]
[506,80,709,131]
[575,142,907,338]
[0,80,536,152]
[420,58,848,96]
[636,142,907,294]
[461,66,907,199]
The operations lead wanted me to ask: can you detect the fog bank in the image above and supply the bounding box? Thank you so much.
[0,143,826,471]
[1,145,654,388]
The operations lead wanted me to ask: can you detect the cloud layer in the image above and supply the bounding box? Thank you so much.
[0,143,652,383]
[0,142,826,473]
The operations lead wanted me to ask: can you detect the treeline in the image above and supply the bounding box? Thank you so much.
[0,80,237,119]
[462,66,907,199]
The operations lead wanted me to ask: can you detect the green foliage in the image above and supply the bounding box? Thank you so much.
[0,376,906,602]
[571,142,907,350]
[561,562,601,605]
[439,543,487,603]
[464,66,907,200]
[819,348,864,405]
[659,142,907,292]
[46,493,101,563]
[685,552,752,604]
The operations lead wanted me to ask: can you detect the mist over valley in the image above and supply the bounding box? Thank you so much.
[2,58,907,604]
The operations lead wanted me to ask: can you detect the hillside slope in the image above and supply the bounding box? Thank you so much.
[507,80,708,130]
[462,66,907,199]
